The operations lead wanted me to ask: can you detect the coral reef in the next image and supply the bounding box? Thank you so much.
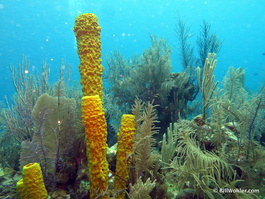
[158,57,265,198]
[0,12,265,199]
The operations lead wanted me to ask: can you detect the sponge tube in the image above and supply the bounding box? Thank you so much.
[22,162,48,199]
[73,13,103,98]
[114,114,136,198]
[82,95,109,198]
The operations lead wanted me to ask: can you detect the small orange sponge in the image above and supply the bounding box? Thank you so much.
[82,95,109,199]
[73,13,103,98]
[22,162,48,199]
[114,114,136,198]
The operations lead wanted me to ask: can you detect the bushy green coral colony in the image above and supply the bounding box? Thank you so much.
[0,18,265,199]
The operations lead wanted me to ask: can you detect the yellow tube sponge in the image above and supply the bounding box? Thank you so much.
[73,13,103,98]
[22,162,48,199]
[114,114,136,198]
[16,179,27,199]
[82,95,109,199]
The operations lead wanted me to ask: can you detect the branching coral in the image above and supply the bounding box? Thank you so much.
[163,121,234,199]
[160,72,197,122]
[175,19,195,71]
[161,123,176,166]
[2,55,77,143]
[197,53,218,121]
[3,56,50,142]
[128,177,156,199]
[159,63,265,198]
[175,19,222,71]
[106,35,171,109]
[138,35,172,95]
[130,99,160,184]
[209,66,265,162]
[197,20,222,69]
[105,35,197,135]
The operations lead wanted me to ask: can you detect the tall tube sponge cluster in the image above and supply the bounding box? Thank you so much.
[74,13,137,199]
[74,13,109,199]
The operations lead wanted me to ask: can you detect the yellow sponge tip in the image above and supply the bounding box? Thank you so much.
[74,13,103,97]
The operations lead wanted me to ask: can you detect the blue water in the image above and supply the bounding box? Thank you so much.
[0,0,265,102]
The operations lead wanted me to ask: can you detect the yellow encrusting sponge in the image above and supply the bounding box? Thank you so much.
[22,162,48,199]
[82,95,109,199]
[114,114,136,198]
[73,13,103,98]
